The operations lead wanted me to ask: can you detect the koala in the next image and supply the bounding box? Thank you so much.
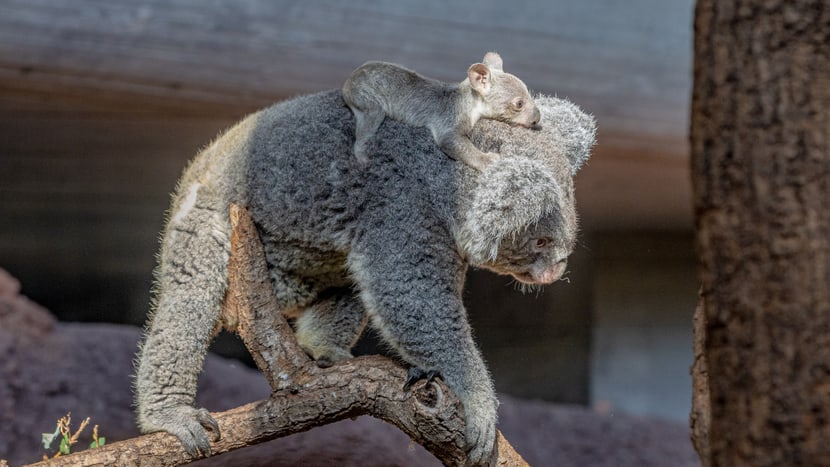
[342,52,541,171]
[134,89,595,466]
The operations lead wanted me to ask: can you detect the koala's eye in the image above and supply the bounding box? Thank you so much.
[534,238,549,249]
[514,99,525,110]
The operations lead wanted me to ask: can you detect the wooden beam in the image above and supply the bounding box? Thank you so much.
[0,0,695,229]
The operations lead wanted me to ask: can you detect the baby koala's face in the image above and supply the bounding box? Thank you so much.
[482,214,574,285]
[467,53,541,129]
[485,71,542,129]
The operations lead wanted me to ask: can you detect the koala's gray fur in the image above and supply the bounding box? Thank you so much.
[134,90,595,465]
[342,52,541,171]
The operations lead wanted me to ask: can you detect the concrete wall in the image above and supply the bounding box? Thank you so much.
[466,244,594,404]
[590,232,698,422]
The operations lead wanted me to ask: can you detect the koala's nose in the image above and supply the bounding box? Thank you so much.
[531,107,541,126]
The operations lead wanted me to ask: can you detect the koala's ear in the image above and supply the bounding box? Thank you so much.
[482,52,503,71]
[532,95,597,176]
[468,63,491,94]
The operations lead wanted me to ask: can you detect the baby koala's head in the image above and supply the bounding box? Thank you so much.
[467,52,541,129]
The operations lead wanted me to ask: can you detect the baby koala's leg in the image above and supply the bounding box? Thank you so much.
[294,291,367,368]
[436,131,499,171]
[351,107,386,165]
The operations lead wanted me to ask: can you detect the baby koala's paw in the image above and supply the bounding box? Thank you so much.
[470,152,500,171]
[353,141,371,165]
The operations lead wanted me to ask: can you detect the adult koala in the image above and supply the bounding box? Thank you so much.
[135,90,595,465]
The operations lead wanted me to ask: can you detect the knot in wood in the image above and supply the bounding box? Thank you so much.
[413,380,442,413]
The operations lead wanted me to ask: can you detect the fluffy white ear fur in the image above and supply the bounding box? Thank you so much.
[457,93,595,265]
[534,95,595,176]
[458,156,562,265]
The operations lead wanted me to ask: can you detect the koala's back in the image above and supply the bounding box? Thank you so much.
[190,90,460,255]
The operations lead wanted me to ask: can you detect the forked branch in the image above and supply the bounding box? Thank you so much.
[25,204,528,467]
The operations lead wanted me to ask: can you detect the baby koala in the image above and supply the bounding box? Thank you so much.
[342,52,541,171]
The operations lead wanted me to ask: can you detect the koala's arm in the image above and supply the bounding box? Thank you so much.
[348,217,498,465]
[134,182,231,456]
[435,130,499,172]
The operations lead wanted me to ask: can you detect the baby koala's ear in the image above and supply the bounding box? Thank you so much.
[482,52,503,71]
[468,63,491,94]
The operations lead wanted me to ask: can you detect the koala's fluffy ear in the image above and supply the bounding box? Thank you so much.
[468,63,492,94]
[459,157,562,265]
[482,52,504,71]
[534,95,597,176]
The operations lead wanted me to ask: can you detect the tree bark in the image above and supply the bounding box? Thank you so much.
[689,292,710,467]
[24,204,528,467]
[691,1,830,466]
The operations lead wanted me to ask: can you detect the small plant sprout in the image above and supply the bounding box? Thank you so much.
[40,412,103,459]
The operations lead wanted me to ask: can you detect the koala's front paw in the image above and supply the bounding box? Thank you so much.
[462,392,499,466]
[140,405,220,457]
[403,366,441,391]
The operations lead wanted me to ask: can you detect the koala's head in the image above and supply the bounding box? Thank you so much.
[467,52,541,129]
[457,95,595,285]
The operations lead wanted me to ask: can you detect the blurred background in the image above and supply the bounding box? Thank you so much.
[0,0,697,423]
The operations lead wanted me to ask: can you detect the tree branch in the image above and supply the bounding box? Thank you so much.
[25,204,528,467]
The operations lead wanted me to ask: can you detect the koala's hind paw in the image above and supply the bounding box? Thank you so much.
[142,406,220,457]
[403,367,441,391]
[300,345,353,369]
[465,417,497,467]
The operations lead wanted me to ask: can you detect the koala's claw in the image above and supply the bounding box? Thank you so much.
[197,408,221,440]
[177,407,221,457]
[465,419,497,466]
[141,406,220,458]
[403,367,441,391]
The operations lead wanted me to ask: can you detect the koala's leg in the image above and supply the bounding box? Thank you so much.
[436,131,499,172]
[351,106,386,164]
[134,184,230,457]
[347,246,499,466]
[294,289,367,368]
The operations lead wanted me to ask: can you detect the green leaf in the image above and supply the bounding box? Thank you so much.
[89,437,106,449]
[59,437,70,455]
[41,426,61,449]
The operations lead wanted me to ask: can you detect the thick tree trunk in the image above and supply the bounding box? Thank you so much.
[691,1,830,466]
[689,294,710,467]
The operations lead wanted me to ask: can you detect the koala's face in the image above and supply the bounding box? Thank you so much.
[484,72,542,130]
[482,214,574,285]
[467,54,541,129]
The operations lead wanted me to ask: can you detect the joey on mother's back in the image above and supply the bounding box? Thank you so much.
[343,52,541,171]
[134,90,595,466]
